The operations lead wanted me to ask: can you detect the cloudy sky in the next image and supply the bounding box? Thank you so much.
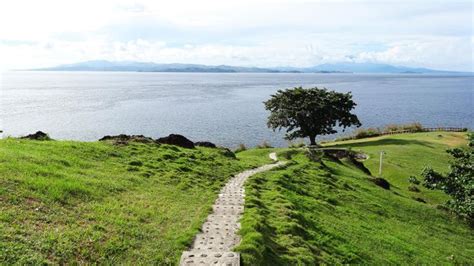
[0,0,472,71]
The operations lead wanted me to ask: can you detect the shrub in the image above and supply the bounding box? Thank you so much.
[384,122,423,132]
[354,128,381,139]
[257,141,273,149]
[234,143,247,153]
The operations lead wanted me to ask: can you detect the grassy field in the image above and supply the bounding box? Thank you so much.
[1,132,472,264]
[235,132,473,264]
[0,138,263,264]
[325,132,467,203]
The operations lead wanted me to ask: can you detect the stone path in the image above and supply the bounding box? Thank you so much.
[179,153,284,266]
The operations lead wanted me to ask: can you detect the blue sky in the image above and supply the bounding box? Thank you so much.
[0,0,472,71]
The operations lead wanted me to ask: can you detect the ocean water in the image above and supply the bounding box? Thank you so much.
[1,71,472,147]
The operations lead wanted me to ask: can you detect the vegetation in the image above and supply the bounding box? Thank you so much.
[1,131,472,264]
[421,133,473,223]
[234,143,247,153]
[0,138,262,264]
[236,132,473,264]
[337,122,425,141]
[257,141,273,149]
[326,132,468,204]
[264,87,361,145]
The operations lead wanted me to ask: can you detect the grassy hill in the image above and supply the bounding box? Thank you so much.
[1,132,472,264]
[235,132,473,264]
[0,139,261,264]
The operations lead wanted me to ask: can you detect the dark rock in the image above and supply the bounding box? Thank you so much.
[21,131,51,140]
[371,177,390,190]
[195,141,217,148]
[99,134,155,145]
[156,134,195,149]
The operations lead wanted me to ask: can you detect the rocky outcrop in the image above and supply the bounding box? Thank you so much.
[21,131,51,140]
[99,134,155,145]
[195,141,217,148]
[156,134,195,149]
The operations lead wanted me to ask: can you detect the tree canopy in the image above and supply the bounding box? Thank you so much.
[264,87,361,145]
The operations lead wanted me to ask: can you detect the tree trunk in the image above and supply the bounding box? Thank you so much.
[309,135,317,146]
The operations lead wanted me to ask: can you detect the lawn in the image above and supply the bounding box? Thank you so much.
[0,138,261,264]
[324,132,467,203]
[235,132,473,265]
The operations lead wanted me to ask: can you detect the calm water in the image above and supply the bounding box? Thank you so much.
[1,71,472,147]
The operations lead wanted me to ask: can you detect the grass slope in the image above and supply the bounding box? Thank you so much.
[325,132,467,203]
[0,139,261,264]
[236,132,473,264]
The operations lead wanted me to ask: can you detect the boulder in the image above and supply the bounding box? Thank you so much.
[156,134,195,149]
[195,141,217,148]
[21,131,51,140]
[370,177,390,190]
[99,134,155,145]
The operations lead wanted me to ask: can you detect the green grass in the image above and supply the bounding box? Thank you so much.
[2,132,472,264]
[0,138,262,264]
[236,132,473,265]
[325,132,467,204]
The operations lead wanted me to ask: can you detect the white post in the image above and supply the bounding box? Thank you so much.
[379,151,384,177]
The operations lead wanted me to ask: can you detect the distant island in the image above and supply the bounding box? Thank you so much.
[31,60,467,74]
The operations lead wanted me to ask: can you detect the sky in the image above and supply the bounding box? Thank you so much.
[0,0,472,71]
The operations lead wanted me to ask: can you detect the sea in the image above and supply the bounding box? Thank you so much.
[1,71,472,147]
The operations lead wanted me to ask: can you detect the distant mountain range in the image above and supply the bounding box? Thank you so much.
[33,60,467,74]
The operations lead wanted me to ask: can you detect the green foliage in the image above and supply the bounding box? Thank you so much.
[354,127,381,139]
[264,87,361,145]
[336,122,425,141]
[421,134,473,222]
[384,122,423,133]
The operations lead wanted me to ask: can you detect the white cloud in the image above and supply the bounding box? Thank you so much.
[0,0,472,71]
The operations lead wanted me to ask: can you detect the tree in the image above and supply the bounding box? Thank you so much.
[264,87,361,145]
[421,133,473,223]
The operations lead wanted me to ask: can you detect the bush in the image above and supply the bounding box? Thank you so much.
[354,128,381,139]
[257,141,273,149]
[384,122,423,132]
[234,143,247,153]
